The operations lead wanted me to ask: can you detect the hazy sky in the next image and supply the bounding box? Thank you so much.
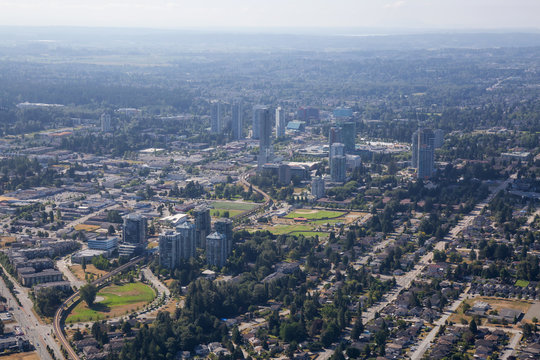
[0,0,539,31]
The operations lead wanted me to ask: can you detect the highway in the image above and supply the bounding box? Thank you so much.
[53,256,145,360]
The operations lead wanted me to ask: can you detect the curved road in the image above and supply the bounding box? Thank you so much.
[53,256,145,360]
[233,170,272,223]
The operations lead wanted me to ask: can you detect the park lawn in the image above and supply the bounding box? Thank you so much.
[515,280,530,287]
[307,218,344,226]
[291,231,329,239]
[66,282,155,323]
[211,201,257,211]
[284,209,346,220]
[210,209,243,218]
[269,224,313,235]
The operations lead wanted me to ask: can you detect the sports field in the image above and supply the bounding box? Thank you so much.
[211,201,258,211]
[210,201,258,217]
[66,282,155,323]
[284,209,346,220]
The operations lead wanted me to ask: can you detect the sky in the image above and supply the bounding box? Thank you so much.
[0,0,539,31]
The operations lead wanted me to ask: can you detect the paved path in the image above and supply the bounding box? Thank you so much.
[142,267,170,297]
[57,257,86,289]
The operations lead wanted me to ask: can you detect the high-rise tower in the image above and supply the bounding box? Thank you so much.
[416,128,435,179]
[257,106,273,170]
[232,103,243,140]
[211,102,222,134]
[275,107,286,138]
[100,113,112,132]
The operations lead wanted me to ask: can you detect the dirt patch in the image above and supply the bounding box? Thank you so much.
[293,209,318,214]
[450,296,533,327]
[2,352,40,360]
[70,264,108,281]
[147,298,182,317]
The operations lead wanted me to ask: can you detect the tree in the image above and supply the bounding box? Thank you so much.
[351,317,364,340]
[469,318,478,334]
[122,321,132,335]
[73,329,84,341]
[108,225,116,235]
[80,284,98,307]
[232,326,241,344]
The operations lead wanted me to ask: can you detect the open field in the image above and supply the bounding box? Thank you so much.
[284,209,346,220]
[69,264,108,281]
[67,282,155,323]
[450,296,533,326]
[211,201,258,211]
[210,209,243,218]
[0,236,16,248]
[74,224,101,232]
[2,352,40,360]
[269,224,314,235]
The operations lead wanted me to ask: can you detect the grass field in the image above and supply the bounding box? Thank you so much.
[210,209,244,218]
[211,201,258,211]
[284,209,346,220]
[270,224,314,235]
[67,282,155,323]
[515,280,530,287]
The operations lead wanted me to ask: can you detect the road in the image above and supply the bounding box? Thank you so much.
[142,267,170,297]
[410,287,470,360]
[408,176,515,359]
[449,324,522,360]
[502,330,522,360]
[54,256,145,360]
[316,177,515,360]
[57,257,86,289]
[57,203,119,236]
[0,265,63,360]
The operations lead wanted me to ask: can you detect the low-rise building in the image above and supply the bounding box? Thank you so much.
[19,268,63,287]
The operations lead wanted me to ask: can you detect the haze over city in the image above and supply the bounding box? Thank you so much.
[0,1,540,360]
[0,0,539,30]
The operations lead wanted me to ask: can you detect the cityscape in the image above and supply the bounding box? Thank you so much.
[0,2,539,360]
